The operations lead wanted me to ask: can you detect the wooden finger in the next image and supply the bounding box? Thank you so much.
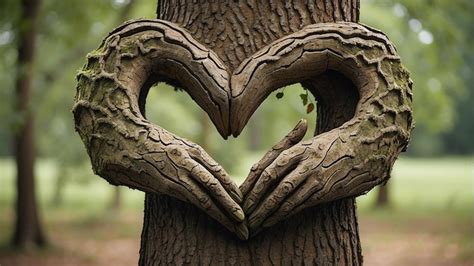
[240,119,307,197]
[247,165,308,232]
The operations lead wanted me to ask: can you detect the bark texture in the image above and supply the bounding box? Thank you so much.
[13,0,46,248]
[73,20,247,238]
[148,3,403,265]
[140,193,361,265]
[235,24,412,232]
[157,0,359,72]
[72,0,413,264]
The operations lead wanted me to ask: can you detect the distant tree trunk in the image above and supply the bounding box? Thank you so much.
[139,1,363,264]
[110,186,122,212]
[248,113,262,151]
[47,0,137,211]
[12,0,46,248]
[375,182,390,207]
[199,112,213,151]
[50,170,66,207]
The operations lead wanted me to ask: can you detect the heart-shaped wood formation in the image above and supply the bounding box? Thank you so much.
[73,19,413,240]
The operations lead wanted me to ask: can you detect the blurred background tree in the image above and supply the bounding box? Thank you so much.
[360,0,474,206]
[0,0,472,263]
[0,0,471,173]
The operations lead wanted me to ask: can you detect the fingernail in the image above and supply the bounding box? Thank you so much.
[299,119,308,129]
[294,119,305,128]
[231,189,244,203]
[243,200,253,212]
[233,208,245,222]
[236,189,244,201]
[235,224,249,240]
[247,215,259,230]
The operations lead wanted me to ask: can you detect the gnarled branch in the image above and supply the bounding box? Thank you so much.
[73,19,247,239]
[235,22,413,232]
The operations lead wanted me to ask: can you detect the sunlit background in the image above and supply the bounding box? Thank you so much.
[0,0,472,265]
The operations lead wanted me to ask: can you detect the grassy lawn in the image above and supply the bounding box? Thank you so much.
[358,157,473,213]
[0,156,472,265]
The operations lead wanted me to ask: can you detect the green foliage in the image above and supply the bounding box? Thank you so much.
[0,157,472,264]
[0,0,472,164]
[299,90,315,114]
[300,93,308,105]
[0,1,472,254]
[276,88,315,114]
[361,0,474,155]
[1,157,471,217]
[306,103,315,114]
[0,0,157,180]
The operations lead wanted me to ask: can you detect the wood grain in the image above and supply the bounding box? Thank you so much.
[73,4,413,263]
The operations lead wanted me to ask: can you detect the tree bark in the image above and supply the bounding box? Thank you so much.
[12,0,46,248]
[140,1,362,264]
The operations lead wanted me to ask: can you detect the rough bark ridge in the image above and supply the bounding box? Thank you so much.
[234,23,412,232]
[73,20,248,238]
[157,0,359,71]
[145,1,402,264]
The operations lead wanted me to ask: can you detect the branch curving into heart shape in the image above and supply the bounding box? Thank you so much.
[231,23,413,234]
[72,19,248,239]
[73,19,412,240]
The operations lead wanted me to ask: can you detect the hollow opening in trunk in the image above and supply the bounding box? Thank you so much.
[303,70,360,134]
[138,76,184,119]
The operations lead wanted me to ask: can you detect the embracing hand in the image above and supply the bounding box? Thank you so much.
[240,119,315,235]
[136,120,311,239]
[74,19,412,240]
[146,130,248,239]
[160,120,311,239]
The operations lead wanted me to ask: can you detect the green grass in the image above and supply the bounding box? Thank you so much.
[236,155,473,216]
[0,156,472,216]
[357,157,473,214]
[0,159,144,214]
[1,155,472,243]
[0,156,472,264]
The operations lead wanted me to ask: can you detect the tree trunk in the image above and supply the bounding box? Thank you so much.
[12,0,46,248]
[375,182,390,207]
[199,112,214,151]
[248,113,262,151]
[110,186,122,212]
[50,170,66,207]
[140,1,362,264]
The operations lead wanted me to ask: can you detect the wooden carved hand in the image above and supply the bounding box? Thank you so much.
[233,24,413,235]
[73,19,412,240]
[72,20,247,239]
